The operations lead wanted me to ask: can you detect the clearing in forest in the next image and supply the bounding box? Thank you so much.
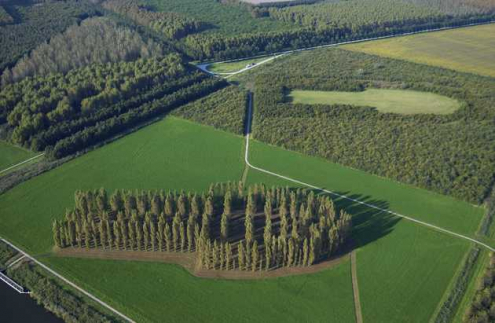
[343,24,495,77]
[289,89,460,115]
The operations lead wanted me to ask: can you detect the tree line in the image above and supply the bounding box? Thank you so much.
[0,55,189,148]
[102,0,205,40]
[2,17,165,85]
[182,7,494,60]
[464,254,495,323]
[0,5,13,25]
[52,182,352,271]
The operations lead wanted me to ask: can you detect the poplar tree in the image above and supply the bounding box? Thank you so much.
[201,212,210,240]
[84,220,91,249]
[244,212,254,246]
[205,196,214,218]
[264,199,272,247]
[219,242,225,270]
[151,194,162,216]
[303,238,309,266]
[143,222,150,251]
[220,212,229,241]
[251,241,259,272]
[121,220,129,250]
[110,189,123,212]
[164,223,172,252]
[164,194,174,220]
[104,220,112,249]
[150,220,157,251]
[190,194,200,219]
[212,241,219,270]
[99,221,107,249]
[96,188,108,212]
[287,239,294,267]
[180,222,186,252]
[187,218,195,251]
[172,219,179,251]
[177,194,187,217]
[225,242,232,270]
[53,220,62,248]
[238,241,245,270]
[157,215,165,251]
[223,191,232,216]
[113,221,121,250]
[136,221,143,251]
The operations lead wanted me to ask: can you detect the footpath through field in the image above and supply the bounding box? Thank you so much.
[243,92,495,252]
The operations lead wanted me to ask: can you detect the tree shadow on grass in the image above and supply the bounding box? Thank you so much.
[316,190,401,250]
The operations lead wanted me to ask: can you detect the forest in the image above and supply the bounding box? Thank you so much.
[0,55,226,158]
[222,49,495,204]
[52,183,352,271]
[464,254,495,323]
[172,86,247,135]
[102,0,205,40]
[0,5,12,25]
[2,17,165,84]
[0,0,101,71]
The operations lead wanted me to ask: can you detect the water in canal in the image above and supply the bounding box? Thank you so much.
[0,280,63,323]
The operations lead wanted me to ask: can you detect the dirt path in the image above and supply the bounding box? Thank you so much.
[56,248,350,280]
[351,250,363,323]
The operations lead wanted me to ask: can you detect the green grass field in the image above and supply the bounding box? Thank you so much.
[343,24,495,78]
[45,257,355,323]
[0,117,244,254]
[207,57,271,73]
[289,89,460,115]
[245,142,476,322]
[0,140,37,171]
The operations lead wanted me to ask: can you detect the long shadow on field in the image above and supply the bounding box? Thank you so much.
[321,191,401,249]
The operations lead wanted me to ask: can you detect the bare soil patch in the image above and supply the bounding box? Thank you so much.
[56,247,350,280]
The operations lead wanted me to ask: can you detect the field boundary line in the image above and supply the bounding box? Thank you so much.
[244,92,495,252]
[0,153,44,175]
[0,237,136,323]
[351,251,363,323]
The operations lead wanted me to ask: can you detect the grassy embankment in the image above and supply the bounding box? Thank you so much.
[343,24,495,77]
[289,89,460,115]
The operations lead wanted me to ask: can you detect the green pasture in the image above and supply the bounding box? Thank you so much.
[45,257,354,323]
[0,140,37,171]
[289,89,460,115]
[245,146,475,322]
[0,117,244,254]
[343,24,495,78]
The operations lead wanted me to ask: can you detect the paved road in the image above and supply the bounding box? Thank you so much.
[0,238,136,323]
[243,92,495,252]
[199,20,495,77]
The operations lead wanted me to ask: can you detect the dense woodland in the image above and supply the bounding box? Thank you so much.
[102,0,205,40]
[0,55,226,157]
[52,183,352,271]
[0,0,101,71]
[2,17,165,84]
[465,254,495,323]
[0,5,13,25]
[223,49,495,204]
[172,86,247,135]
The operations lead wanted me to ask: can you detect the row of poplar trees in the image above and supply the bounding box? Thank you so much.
[53,182,352,271]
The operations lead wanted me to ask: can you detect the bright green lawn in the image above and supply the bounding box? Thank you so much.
[343,24,495,78]
[45,257,355,323]
[207,57,270,74]
[289,89,460,115]
[0,140,36,171]
[245,145,474,322]
[0,117,244,254]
